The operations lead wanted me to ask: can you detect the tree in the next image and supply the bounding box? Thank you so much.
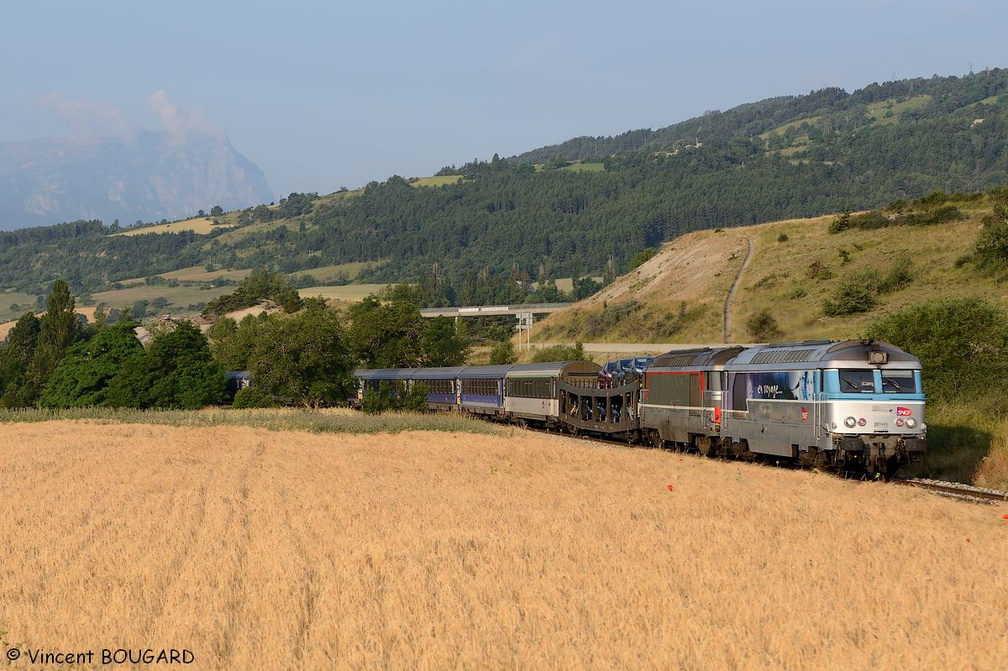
[210,205,224,217]
[40,321,144,408]
[0,312,41,407]
[247,304,353,407]
[489,339,518,365]
[424,316,470,366]
[107,321,227,409]
[347,296,428,368]
[971,198,1008,272]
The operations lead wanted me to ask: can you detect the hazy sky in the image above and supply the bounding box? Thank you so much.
[2,0,1005,199]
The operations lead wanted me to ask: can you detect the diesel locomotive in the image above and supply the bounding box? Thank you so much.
[353,339,927,475]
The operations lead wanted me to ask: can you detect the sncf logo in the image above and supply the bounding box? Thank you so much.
[896,407,913,417]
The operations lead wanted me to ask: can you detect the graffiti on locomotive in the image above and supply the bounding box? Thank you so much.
[746,370,815,401]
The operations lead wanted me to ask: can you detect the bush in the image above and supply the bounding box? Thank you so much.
[746,309,780,342]
[489,340,517,365]
[361,381,393,414]
[531,342,585,363]
[823,272,878,316]
[628,247,658,271]
[402,383,430,412]
[232,386,276,409]
[878,257,913,293]
[867,297,1008,402]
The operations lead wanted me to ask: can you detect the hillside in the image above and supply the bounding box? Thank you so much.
[535,198,998,345]
[0,70,1007,305]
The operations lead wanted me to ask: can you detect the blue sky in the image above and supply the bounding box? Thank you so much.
[2,0,1005,199]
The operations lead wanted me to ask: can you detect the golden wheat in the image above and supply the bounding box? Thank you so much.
[0,421,1005,669]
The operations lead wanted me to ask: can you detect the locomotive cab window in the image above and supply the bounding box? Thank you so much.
[881,371,917,394]
[839,369,876,393]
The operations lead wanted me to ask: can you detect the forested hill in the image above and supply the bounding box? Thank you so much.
[510,70,1008,169]
[2,69,1008,306]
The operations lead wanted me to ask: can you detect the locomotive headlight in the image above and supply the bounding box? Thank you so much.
[896,418,904,427]
[906,417,917,429]
[857,417,867,427]
[844,416,856,428]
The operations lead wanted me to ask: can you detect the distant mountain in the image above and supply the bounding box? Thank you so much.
[0,131,273,230]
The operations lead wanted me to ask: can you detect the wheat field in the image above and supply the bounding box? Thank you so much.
[1,421,1006,669]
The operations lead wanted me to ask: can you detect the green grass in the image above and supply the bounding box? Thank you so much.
[0,406,503,436]
[91,284,235,311]
[866,95,932,126]
[911,400,1003,485]
[759,116,822,141]
[411,175,463,187]
[296,261,385,283]
[560,162,605,173]
[0,290,43,322]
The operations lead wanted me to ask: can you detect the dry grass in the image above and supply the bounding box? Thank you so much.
[1,421,1006,669]
[298,284,390,301]
[113,217,230,237]
[537,210,1002,345]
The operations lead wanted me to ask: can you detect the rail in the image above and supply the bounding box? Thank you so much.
[890,477,1008,505]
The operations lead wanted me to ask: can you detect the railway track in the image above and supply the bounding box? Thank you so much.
[890,477,1008,505]
[523,423,1008,505]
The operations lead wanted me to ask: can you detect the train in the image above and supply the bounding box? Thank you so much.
[352,339,927,476]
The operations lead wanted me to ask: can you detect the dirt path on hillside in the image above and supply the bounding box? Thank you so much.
[723,236,754,342]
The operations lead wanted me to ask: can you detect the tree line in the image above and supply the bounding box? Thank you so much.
[0,275,471,410]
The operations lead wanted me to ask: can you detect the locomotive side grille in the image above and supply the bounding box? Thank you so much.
[653,354,700,367]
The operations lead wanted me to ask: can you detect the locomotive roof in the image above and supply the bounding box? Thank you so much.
[728,339,921,368]
[649,346,745,370]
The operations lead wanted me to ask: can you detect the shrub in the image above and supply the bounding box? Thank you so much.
[746,309,780,342]
[232,386,276,409]
[823,272,878,316]
[401,383,430,412]
[867,297,1008,402]
[531,342,585,363]
[878,257,913,293]
[489,340,517,365]
[361,381,393,414]
[628,247,658,271]
[807,260,833,281]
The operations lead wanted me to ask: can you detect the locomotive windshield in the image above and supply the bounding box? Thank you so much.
[839,369,876,393]
[881,371,917,393]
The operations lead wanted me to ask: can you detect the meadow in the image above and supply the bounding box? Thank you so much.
[1,417,1005,669]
